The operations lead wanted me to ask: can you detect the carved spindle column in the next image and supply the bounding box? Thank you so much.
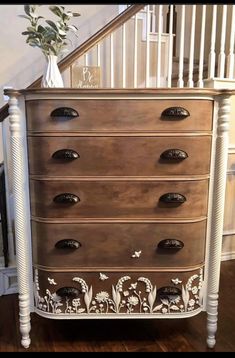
[8,93,31,349]
[207,95,231,349]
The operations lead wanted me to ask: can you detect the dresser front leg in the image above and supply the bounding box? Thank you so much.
[207,293,218,349]
[19,293,31,349]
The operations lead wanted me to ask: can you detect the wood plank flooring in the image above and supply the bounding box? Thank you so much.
[0,260,234,352]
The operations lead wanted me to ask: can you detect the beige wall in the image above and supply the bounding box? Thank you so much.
[0,5,119,162]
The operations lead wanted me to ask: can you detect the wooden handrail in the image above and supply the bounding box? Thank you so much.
[0,4,145,122]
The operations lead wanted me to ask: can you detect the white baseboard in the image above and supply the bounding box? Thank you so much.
[0,266,18,296]
[221,251,235,262]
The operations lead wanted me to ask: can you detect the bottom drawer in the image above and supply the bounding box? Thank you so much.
[34,268,203,317]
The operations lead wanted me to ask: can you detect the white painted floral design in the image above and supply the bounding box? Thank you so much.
[34,268,204,316]
[48,278,57,286]
[99,273,109,281]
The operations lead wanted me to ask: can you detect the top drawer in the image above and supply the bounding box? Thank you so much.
[26,99,213,133]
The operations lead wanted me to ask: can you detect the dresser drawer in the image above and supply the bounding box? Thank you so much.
[30,179,209,219]
[32,220,206,269]
[28,136,212,177]
[34,267,203,316]
[26,99,213,132]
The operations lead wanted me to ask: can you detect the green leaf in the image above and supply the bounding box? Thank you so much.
[24,5,31,17]
[22,31,36,36]
[68,25,78,32]
[37,25,45,33]
[45,20,58,32]
[49,6,63,18]
[18,15,31,20]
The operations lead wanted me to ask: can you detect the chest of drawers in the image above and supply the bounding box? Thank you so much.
[5,88,232,349]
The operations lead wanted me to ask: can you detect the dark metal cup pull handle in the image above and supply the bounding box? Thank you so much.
[52,149,80,160]
[55,240,81,250]
[161,107,190,120]
[158,239,184,250]
[56,287,80,298]
[160,149,188,161]
[50,107,79,119]
[53,193,80,204]
[157,286,182,299]
[159,193,186,204]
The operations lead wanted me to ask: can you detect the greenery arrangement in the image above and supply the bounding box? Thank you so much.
[20,5,80,57]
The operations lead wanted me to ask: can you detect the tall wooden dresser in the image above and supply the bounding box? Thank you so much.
[5,88,232,349]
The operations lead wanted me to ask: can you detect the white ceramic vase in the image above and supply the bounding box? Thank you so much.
[41,55,64,88]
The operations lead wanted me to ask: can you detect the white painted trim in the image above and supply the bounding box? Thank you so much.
[221,251,235,261]
[35,307,203,320]
[223,230,235,237]
[0,266,18,296]
[204,78,235,89]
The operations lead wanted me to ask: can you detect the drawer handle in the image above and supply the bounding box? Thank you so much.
[50,107,79,119]
[55,239,81,250]
[157,286,182,300]
[158,239,184,250]
[159,193,186,204]
[52,149,80,160]
[53,193,80,204]
[160,149,188,161]
[56,287,81,299]
[161,107,190,120]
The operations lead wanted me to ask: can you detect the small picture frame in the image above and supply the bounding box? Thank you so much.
[72,65,101,88]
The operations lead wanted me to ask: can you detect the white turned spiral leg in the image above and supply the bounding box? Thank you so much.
[206,95,231,349]
[8,95,31,349]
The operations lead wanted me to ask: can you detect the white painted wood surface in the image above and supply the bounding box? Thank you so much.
[8,94,32,349]
[206,95,231,349]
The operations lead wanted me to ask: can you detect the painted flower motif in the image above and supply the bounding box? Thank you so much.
[95,291,109,303]
[189,299,195,307]
[171,278,182,285]
[127,296,139,306]
[72,298,81,307]
[162,308,168,314]
[123,291,129,297]
[129,283,138,290]
[192,286,198,295]
[51,293,62,303]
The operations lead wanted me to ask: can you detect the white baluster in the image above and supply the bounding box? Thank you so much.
[218,5,227,78]
[84,53,89,67]
[157,5,163,88]
[167,5,174,88]
[177,5,185,88]
[122,24,126,88]
[197,5,207,88]
[187,5,196,88]
[146,5,150,87]
[97,43,101,67]
[110,33,114,88]
[226,5,235,79]
[208,5,217,79]
[134,14,138,88]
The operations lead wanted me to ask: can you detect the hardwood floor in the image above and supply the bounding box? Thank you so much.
[0,260,235,352]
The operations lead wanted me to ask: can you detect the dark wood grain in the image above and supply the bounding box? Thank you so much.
[27,136,212,177]
[0,261,234,352]
[30,179,209,219]
[32,220,206,269]
[26,99,213,132]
